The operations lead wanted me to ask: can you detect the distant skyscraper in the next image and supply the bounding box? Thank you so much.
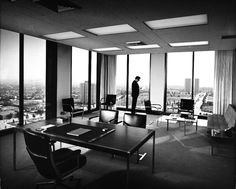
[91,83,96,105]
[80,81,96,105]
[195,78,199,94]
[80,81,89,103]
[185,78,191,93]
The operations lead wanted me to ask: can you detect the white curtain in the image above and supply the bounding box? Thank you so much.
[213,50,234,114]
[100,54,116,100]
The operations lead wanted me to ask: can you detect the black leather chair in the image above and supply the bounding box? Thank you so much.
[144,100,162,114]
[89,109,119,124]
[144,100,162,125]
[178,98,194,118]
[62,98,84,120]
[123,113,147,162]
[123,113,147,128]
[100,94,116,110]
[23,128,87,189]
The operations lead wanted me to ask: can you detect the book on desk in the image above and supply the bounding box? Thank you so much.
[66,128,92,136]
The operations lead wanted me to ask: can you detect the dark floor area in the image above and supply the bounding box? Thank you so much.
[0,115,235,189]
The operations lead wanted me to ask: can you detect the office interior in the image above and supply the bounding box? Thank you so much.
[0,0,236,188]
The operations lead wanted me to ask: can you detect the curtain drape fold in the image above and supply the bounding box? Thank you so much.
[213,50,234,114]
[100,54,116,101]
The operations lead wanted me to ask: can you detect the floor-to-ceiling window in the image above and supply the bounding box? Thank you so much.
[24,35,46,124]
[166,52,193,113]
[0,29,19,130]
[72,47,89,110]
[91,51,97,110]
[129,54,150,110]
[116,55,127,108]
[194,51,215,115]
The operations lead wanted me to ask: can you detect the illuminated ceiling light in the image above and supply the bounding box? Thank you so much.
[145,14,208,29]
[93,47,121,51]
[169,41,209,47]
[127,44,160,49]
[126,41,144,45]
[86,24,136,35]
[43,31,84,40]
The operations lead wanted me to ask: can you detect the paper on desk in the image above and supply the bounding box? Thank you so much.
[67,128,91,136]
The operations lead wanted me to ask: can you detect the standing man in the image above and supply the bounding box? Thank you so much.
[131,76,141,114]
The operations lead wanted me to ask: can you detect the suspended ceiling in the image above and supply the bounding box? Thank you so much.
[0,0,236,55]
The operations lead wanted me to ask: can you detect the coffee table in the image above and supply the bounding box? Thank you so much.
[166,114,198,135]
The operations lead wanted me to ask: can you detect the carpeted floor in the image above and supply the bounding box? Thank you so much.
[0,112,235,189]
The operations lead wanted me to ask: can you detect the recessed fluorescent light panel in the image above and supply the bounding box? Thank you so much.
[145,14,207,29]
[126,41,143,45]
[93,47,121,51]
[127,44,160,49]
[169,41,209,47]
[44,31,84,40]
[86,24,136,35]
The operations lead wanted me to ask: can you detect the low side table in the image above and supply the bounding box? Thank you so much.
[166,114,198,135]
[177,117,198,136]
[166,114,180,131]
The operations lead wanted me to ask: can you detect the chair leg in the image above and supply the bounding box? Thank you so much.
[36,180,55,189]
[136,150,140,164]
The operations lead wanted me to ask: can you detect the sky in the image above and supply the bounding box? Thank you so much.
[72,47,89,86]
[117,51,215,89]
[0,29,46,84]
[167,51,215,88]
[116,54,150,88]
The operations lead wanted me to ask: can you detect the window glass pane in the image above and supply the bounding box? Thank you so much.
[91,52,97,109]
[167,52,193,113]
[0,29,19,130]
[24,35,46,124]
[129,54,150,110]
[194,51,215,115]
[72,47,89,110]
[116,55,127,108]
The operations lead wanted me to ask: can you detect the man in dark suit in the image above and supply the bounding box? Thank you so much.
[131,76,141,114]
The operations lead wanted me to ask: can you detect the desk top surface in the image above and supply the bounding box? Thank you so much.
[22,119,155,156]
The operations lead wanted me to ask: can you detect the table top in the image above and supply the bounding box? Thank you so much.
[166,114,197,122]
[21,119,155,157]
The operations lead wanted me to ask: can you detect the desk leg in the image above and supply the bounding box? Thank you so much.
[167,120,169,131]
[211,143,214,155]
[13,131,16,171]
[126,156,130,188]
[152,132,155,173]
[184,122,186,136]
[196,121,198,132]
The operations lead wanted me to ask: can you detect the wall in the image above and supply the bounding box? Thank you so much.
[232,49,236,106]
[46,41,57,119]
[150,53,165,109]
[57,44,71,116]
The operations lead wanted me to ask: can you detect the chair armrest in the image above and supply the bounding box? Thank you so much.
[100,98,105,103]
[151,104,162,110]
[123,121,131,126]
[89,115,99,120]
[107,118,118,124]
[117,121,123,125]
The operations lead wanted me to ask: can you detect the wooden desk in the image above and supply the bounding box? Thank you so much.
[13,119,155,186]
